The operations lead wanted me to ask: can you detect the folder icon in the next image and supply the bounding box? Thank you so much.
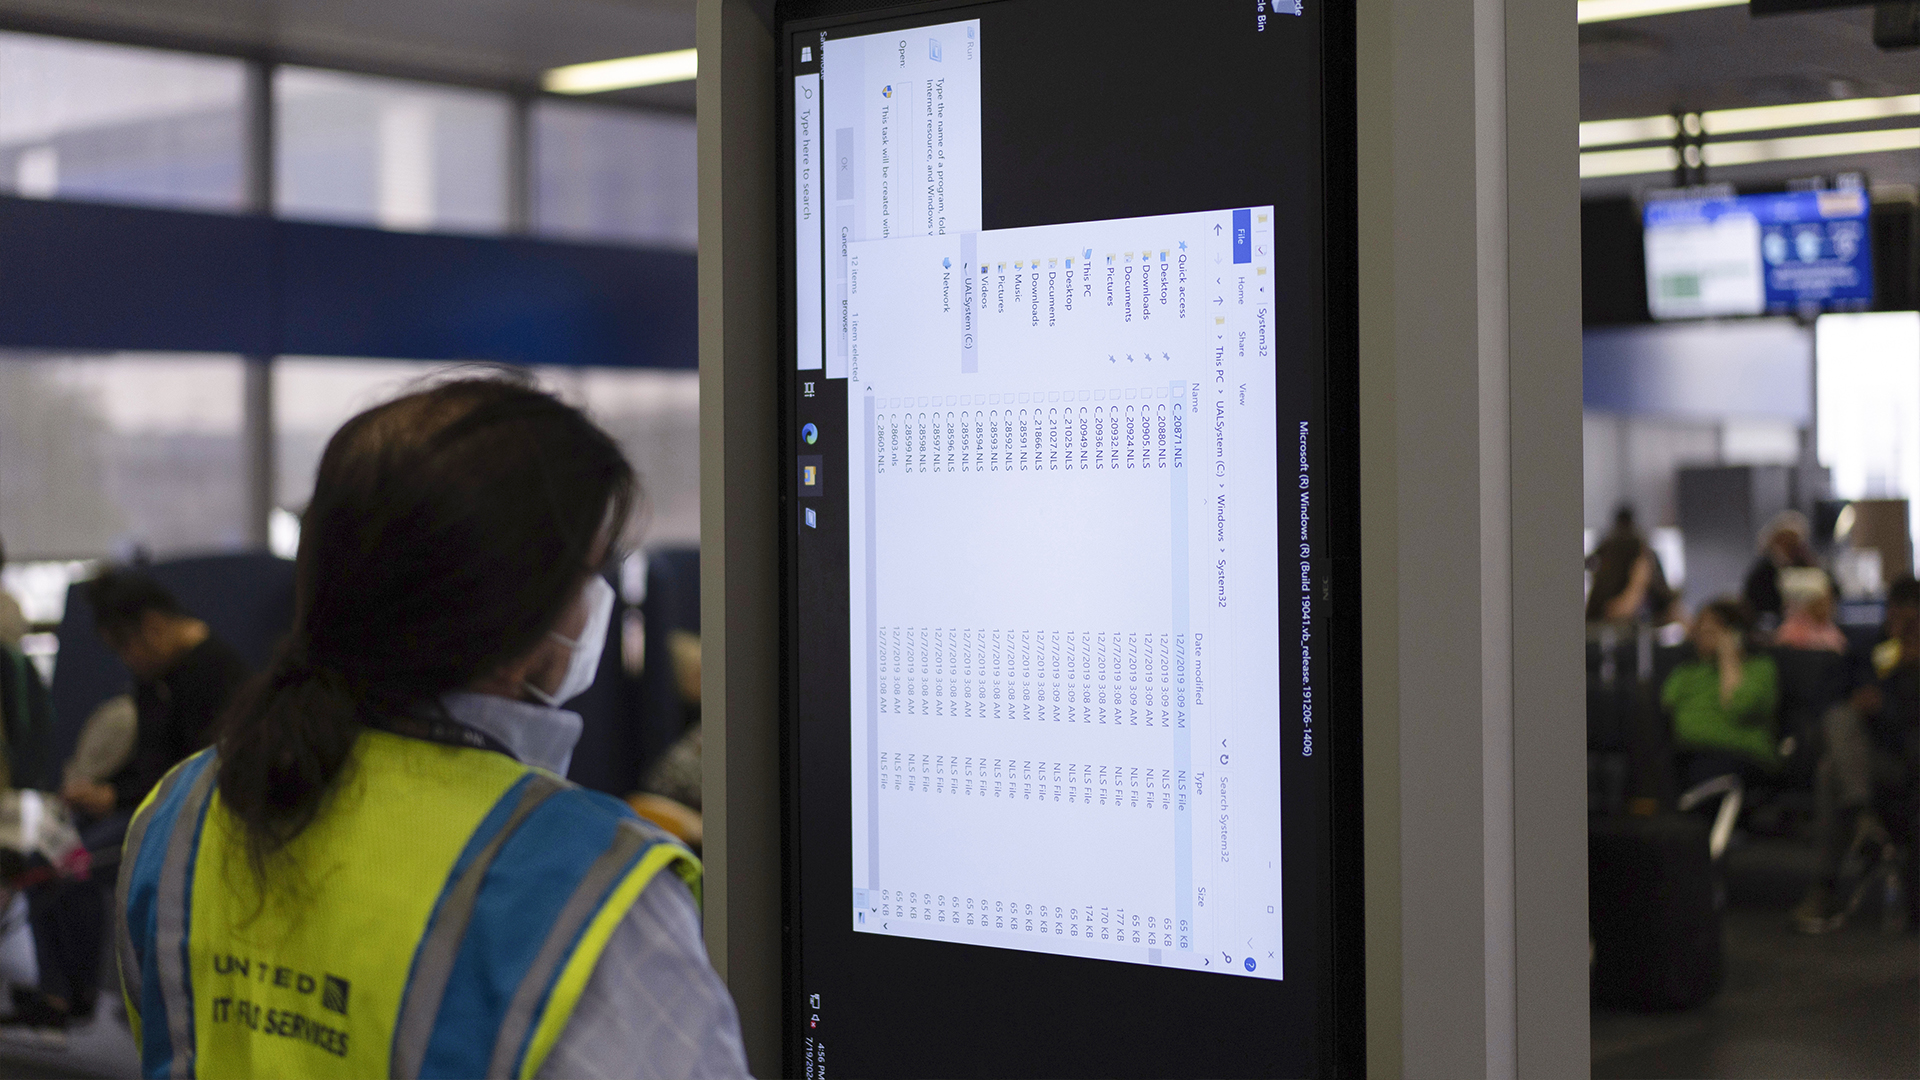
[802,465,817,486]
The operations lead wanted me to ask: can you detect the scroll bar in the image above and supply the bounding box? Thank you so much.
[865,391,881,888]
[1171,381,1192,951]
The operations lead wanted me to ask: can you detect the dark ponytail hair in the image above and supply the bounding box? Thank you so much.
[218,374,636,872]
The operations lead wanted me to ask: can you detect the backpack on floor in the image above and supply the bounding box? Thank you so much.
[1589,812,1724,1010]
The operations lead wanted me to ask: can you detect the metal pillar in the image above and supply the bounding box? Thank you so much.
[1359,0,1587,1074]
[243,59,278,549]
[507,93,534,236]
[696,1,782,1075]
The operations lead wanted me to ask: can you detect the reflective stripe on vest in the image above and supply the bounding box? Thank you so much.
[118,750,219,1077]
[118,734,700,1079]
[389,772,567,1080]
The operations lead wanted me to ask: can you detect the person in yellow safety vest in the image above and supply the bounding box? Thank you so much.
[115,376,750,1079]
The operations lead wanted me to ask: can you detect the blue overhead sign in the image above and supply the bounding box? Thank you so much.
[1752,189,1872,310]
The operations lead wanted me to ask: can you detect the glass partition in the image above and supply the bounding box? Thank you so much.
[275,67,510,233]
[274,360,699,546]
[544,366,700,545]
[0,32,246,211]
[0,351,246,560]
[533,99,696,249]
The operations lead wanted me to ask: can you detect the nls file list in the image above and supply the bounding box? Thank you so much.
[843,206,1289,980]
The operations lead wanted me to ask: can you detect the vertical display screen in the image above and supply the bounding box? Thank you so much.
[781,2,1356,1075]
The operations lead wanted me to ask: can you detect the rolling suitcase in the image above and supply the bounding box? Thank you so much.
[1589,812,1724,1010]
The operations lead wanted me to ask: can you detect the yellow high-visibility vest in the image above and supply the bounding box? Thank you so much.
[117,730,699,1079]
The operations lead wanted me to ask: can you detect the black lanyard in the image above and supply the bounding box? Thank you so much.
[372,714,517,760]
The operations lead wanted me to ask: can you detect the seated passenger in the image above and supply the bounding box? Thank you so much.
[1796,575,1919,934]
[1743,511,1818,632]
[1774,567,1847,654]
[1586,530,1677,628]
[0,634,52,791]
[1662,598,1780,789]
[4,697,135,1036]
[61,695,137,801]
[1770,572,1858,788]
[67,571,250,818]
[8,574,249,1031]
[0,534,27,650]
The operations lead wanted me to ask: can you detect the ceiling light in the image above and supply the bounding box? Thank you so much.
[1582,93,1920,148]
[544,48,697,94]
[1703,126,1920,168]
[1577,0,1745,23]
[1579,145,1681,179]
[1579,125,1920,177]
[1704,93,1920,135]
[1580,115,1679,148]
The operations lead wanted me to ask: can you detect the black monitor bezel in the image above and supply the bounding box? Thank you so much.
[771,2,1363,1073]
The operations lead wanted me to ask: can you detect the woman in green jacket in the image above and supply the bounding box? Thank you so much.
[1662,597,1780,788]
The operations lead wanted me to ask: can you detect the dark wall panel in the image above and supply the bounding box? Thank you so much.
[1582,197,1651,326]
[279,222,697,368]
[0,195,275,353]
[0,195,695,367]
[1872,199,1916,311]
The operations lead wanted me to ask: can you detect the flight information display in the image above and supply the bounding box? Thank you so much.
[1643,186,1874,320]
[782,2,1356,1075]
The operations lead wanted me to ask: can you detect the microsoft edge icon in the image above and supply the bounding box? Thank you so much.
[801,423,819,445]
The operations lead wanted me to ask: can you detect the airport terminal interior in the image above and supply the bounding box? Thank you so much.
[0,0,1911,1077]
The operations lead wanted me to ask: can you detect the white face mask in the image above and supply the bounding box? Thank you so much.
[525,576,616,707]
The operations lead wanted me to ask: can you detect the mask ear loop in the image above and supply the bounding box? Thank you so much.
[524,577,616,708]
[524,607,586,707]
